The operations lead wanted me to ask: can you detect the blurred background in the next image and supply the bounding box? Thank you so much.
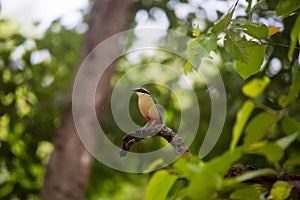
[0,0,299,199]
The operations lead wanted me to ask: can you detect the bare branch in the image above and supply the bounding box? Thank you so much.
[120,124,190,157]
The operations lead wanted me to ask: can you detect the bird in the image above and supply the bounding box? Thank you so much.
[132,87,163,127]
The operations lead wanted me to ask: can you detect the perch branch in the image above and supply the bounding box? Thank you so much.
[120,124,190,157]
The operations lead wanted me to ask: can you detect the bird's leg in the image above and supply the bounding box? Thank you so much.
[141,120,155,130]
[142,121,150,129]
[148,120,156,127]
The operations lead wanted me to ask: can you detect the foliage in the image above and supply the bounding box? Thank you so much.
[88,0,300,199]
[0,20,83,199]
[1,0,300,199]
[142,0,300,199]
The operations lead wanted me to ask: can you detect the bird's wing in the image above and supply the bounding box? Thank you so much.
[150,96,163,124]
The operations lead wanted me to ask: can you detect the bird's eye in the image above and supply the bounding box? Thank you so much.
[141,89,149,94]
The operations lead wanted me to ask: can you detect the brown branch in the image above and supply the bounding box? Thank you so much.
[120,124,190,157]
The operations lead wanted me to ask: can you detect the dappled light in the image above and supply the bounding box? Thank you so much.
[1,0,300,199]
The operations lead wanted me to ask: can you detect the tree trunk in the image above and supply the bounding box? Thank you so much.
[41,0,132,199]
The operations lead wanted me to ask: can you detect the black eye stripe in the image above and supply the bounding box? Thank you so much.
[139,89,149,94]
[135,88,150,94]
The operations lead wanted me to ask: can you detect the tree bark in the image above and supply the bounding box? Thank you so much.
[41,0,132,199]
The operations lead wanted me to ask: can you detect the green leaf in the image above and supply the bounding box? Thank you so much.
[254,142,284,163]
[241,23,269,39]
[276,131,299,150]
[288,15,300,61]
[278,68,300,107]
[275,0,300,17]
[199,34,218,53]
[184,38,203,74]
[187,168,222,200]
[242,76,270,98]
[270,181,292,200]
[236,42,267,79]
[281,116,300,136]
[173,156,201,178]
[144,170,177,200]
[283,153,300,169]
[184,35,217,74]
[206,149,242,175]
[184,55,194,75]
[211,0,239,34]
[143,159,164,173]
[230,100,255,151]
[192,24,200,37]
[244,111,280,145]
[250,0,267,14]
[224,35,248,62]
[230,187,260,200]
[233,168,276,183]
[280,116,300,135]
[0,183,14,198]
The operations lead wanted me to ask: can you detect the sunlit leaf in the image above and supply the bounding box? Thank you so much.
[211,0,239,34]
[224,35,248,62]
[241,23,269,39]
[202,34,218,52]
[144,170,177,200]
[143,159,164,173]
[276,131,299,150]
[15,86,32,117]
[230,187,260,200]
[244,111,280,145]
[184,56,194,75]
[236,42,266,79]
[185,38,203,73]
[192,24,200,37]
[254,142,284,163]
[230,100,255,151]
[1,92,14,106]
[268,27,281,36]
[275,0,300,17]
[36,141,54,163]
[29,164,44,179]
[270,181,292,200]
[187,168,222,200]
[173,156,201,178]
[233,168,276,183]
[0,114,10,141]
[206,149,242,175]
[242,76,270,98]
[12,140,26,157]
[222,167,276,187]
[184,35,216,74]
[2,69,12,83]
[288,15,300,61]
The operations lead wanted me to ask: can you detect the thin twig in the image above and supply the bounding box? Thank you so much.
[261,41,300,50]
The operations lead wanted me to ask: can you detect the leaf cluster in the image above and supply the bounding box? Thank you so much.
[144,0,300,199]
